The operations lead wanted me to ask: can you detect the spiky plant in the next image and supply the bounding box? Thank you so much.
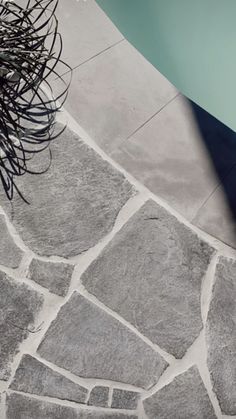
[0,0,70,201]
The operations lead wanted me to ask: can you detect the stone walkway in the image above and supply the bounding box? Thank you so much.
[0,108,235,419]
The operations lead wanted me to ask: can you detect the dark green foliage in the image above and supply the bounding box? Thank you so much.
[0,0,71,200]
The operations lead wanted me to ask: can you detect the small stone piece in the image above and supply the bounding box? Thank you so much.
[0,125,134,258]
[28,259,74,296]
[88,386,109,407]
[0,215,23,268]
[0,271,43,380]
[206,256,236,415]
[143,366,217,419]
[82,199,214,358]
[10,354,88,404]
[112,389,139,410]
[38,292,167,389]
[6,393,138,419]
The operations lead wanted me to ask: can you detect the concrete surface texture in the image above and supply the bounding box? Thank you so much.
[1,1,236,418]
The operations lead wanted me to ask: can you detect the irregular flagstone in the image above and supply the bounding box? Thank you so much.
[88,386,109,407]
[6,393,138,419]
[81,199,214,358]
[10,355,88,404]
[0,125,134,258]
[37,292,167,389]
[0,215,23,268]
[206,256,236,415]
[28,259,74,297]
[111,389,139,410]
[143,366,217,419]
[0,271,43,380]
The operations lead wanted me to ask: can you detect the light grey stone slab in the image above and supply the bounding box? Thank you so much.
[143,366,217,419]
[206,256,236,415]
[112,389,139,410]
[111,95,218,221]
[193,167,236,249]
[28,259,74,296]
[56,0,123,70]
[88,386,109,407]
[82,200,214,358]
[38,292,167,389]
[0,271,43,380]
[57,40,177,153]
[10,355,88,404]
[0,125,134,258]
[0,215,23,268]
[6,393,138,419]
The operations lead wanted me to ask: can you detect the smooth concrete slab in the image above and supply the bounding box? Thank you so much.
[60,40,177,152]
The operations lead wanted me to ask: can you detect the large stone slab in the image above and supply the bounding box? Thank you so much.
[0,125,134,258]
[6,393,138,419]
[82,200,214,358]
[38,292,167,389]
[10,355,88,404]
[206,256,236,415]
[0,215,23,268]
[28,259,74,296]
[0,271,43,380]
[143,366,217,419]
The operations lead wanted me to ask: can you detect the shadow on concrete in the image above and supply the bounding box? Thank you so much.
[188,99,236,221]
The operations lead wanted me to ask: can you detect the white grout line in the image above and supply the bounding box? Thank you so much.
[0,392,6,419]
[201,252,219,324]
[77,284,175,364]
[108,387,113,408]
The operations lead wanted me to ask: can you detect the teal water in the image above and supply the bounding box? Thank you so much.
[96,0,236,132]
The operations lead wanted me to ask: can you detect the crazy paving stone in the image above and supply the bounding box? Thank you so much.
[88,386,109,407]
[10,354,88,404]
[28,259,74,297]
[82,200,214,358]
[37,292,167,389]
[0,215,23,268]
[0,125,134,257]
[6,393,138,419]
[0,271,43,380]
[143,366,217,419]
[206,256,236,415]
[111,389,139,410]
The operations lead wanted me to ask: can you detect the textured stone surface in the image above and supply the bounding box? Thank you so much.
[6,393,138,419]
[206,256,236,415]
[82,200,214,358]
[0,215,23,268]
[28,259,74,296]
[143,367,217,419]
[10,355,88,403]
[112,389,139,410]
[38,292,167,389]
[0,271,43,380]
[88,386,109,407]
[0,125,134,258]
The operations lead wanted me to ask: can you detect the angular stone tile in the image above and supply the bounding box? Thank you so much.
[111,95,217,221]
[206,257,236,415]
[193,167,236,249]
[0,125,134,258]
[56,0,123,70]
[82,200,214,358]
[38,292,167,389]
[112,389,139,410]
[0,271,43,380]
[0,215,23,268]
[143,367,217,419]
[28,259,74,296]
[10,355,88,404]
[60,40,177,152]
[88,386,109,407]
[6,393,138,419]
